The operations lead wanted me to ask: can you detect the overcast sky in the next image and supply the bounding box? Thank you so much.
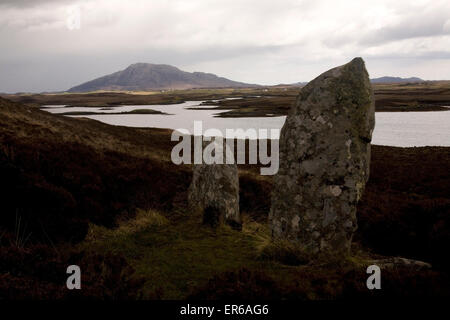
[1,0,450,93]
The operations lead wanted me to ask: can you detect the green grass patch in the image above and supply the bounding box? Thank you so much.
[80,209,283,299]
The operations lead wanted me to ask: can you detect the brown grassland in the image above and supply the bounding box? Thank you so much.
[0,84,449,299]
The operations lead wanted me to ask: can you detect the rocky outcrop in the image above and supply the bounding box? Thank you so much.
[188,154,241,229]
[269,57,375,257]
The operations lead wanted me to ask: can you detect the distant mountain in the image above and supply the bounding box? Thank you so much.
[68,63,257,92]
[370,76,424,84]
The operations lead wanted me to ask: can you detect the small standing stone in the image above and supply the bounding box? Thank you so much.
[269,57,375,256]
[188,142,241,229]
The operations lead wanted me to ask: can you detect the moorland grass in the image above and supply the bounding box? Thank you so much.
[81,209,279,299]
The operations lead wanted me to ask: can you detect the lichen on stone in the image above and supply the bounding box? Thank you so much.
[269,57,375,257]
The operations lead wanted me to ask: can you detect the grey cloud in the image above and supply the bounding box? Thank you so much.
[1,0,450,93]
[0,0,73,8]
[365,50,450,61]
[362,25,448,46]
[360,13,450,46]
[322,9,450,49]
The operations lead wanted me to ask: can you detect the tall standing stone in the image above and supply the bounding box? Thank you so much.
[269,58,375,256]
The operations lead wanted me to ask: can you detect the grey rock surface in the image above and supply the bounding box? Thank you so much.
[269,57,375,256]
[188,157,241,229]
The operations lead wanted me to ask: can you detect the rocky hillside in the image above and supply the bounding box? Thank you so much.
[68,63,256,92]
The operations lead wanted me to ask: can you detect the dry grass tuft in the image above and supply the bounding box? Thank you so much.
[86,209,169,242]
